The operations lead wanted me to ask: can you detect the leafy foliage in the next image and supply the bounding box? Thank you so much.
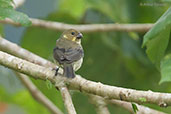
[131,103,138,114]
[143,7,171,83]
[143,7,171,46]
[139,97,147,103]
[46,80,53,89]
[160,54,171,83]
[0,0,31,26]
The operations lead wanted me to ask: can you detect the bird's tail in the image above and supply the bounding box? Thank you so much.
[63,64,75,78]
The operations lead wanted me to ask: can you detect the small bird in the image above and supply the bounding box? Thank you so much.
[53,29,84,78]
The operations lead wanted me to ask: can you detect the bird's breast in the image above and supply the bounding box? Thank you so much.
[73,58,83,71]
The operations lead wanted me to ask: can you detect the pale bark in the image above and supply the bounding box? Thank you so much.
[89,95,110,114]
[59,86,77,114]
[0,18,153,33]
[0,51,170,107]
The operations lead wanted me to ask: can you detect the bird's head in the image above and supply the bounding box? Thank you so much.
[61,29,83,44]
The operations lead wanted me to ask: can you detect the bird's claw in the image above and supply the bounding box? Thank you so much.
[52,67,59,76]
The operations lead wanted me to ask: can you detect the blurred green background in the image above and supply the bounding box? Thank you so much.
[0,0,171,113]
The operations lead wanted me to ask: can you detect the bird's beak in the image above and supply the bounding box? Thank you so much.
[76,33,83,39]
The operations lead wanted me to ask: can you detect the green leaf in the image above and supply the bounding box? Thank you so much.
[146,29,170,67]
[142,7,171,66]
[131,103,138,114]
[128,32,139,40]
[0,8,31,26]
[143,7,171,46]
[46,80,53,89]
[160,54,171,84]
[139,97,147,102]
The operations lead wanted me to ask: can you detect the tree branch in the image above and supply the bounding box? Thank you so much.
[88,95,110,114]
[0,51,171,107]
[0,18,153,33]
[15,72,63,114]
[0,37,55,67]
[109,100,166,114]
[58,86,77,114]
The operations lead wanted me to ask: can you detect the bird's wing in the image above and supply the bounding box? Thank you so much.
[53,47,84,64]
[53,47,65,64]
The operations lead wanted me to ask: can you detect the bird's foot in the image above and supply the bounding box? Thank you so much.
[52,67,59,76]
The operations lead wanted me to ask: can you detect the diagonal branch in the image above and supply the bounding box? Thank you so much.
[58,86,77,114]
[0,37,54,67]
[0,51,171,107]
[88,95,110,114]
[0,18,153,33]
[15,72,63,114]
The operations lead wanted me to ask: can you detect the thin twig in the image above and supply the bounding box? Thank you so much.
[88,95,110,114]
[15,72,63,114]
[0,18,153,33]
[109,100,166,114]
[0,51,170,108]
[58,86,77,114]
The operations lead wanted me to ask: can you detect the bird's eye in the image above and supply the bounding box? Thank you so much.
[71,32,75,35]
